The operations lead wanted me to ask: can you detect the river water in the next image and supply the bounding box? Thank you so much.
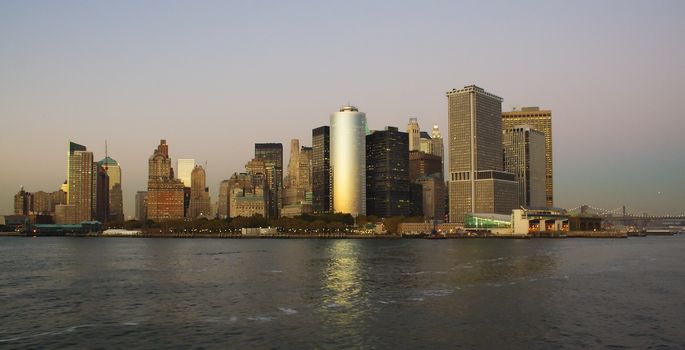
[0,236,683,349]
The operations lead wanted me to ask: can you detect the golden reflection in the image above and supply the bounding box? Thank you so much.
[322,240,362,309]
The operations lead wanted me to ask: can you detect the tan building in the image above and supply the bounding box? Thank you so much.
[188,165,211,219]
[67,142,94,223]
[146,140,185,221]
[502,107,553,207]
[446,85,518,223]
[217,179,230,219]
[283,139,313,216]
[227,171,267,218]
[407,118,420,152]
[54,204,77,225]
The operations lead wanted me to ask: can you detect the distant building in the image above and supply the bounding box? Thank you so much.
[409,151,442,182]
[255,143,283,218]
[54,204,77,225]
[135,191,147,221]
[407,118,420,152]
[312,126,331,214]
[93,163,109,223]
[98,156,123,222]
[177,159,195,188]
[67,142,94,223]
[503,126,546,207]
[366,126,410,217]
[146,140,185,221]
[446,85,517,223]
[188,165,211,219]
[228,168,267,218]
[283,139,313,217]
[14,187,32,215]
[217,180,230,219]
[502,107,554,207]
[330,106,367,216]
[430,124,445,178]
[416,175,447,221]
[419,131,432,154]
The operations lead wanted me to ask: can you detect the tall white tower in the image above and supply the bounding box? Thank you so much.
[407,118,420,152]
[330,105,367,216]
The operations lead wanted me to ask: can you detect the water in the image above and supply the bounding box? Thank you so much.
[1,237,684,349]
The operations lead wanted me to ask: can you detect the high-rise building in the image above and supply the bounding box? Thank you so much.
[312,126,331,214]
[446,85,518,223]
[407,118,420,152]
[501,107,554,207]
[135,191,147,221]
[147,140,185,221]
[67,142,94,223]
[415,175,447,221]
[98,157,123,222]
[503,126,546,207]
[330,105,367,216]
[227,158,270,218]
[177,159,195,188]
[255,143,283,218]
[188,165,211,219]
[92,163,109,223]
[409,151,442,182]
[430,124,445,178]
[282,139,313,217]
[419,131,432,154]
[14,187,32,215]
[366,127,410,217]
[217,179,230,219]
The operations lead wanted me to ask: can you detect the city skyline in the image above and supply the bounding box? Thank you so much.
[1,1,684,217]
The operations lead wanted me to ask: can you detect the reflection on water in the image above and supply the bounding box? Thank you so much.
[0,237,684,348]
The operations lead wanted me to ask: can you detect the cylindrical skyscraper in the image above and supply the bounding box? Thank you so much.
[330,105,367,216]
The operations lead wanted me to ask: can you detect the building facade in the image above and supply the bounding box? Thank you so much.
[135,191,147,221]
[503,126,546,207]
[366,127,410,217]
[501,107,553,207]
[67,142,94,223]
[330,106,367,216]
[146,140,185,221]
[409,151,442,182]
[177,159,195,188]
[98,156,123,222]
[188,165,211,219]
[446,85,518,223]
[312,126,331,214]
[254,143,283,218]
[407,118,421,152]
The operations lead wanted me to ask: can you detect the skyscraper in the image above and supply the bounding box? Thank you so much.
[409,151,442,182]
[501,107,554,207]
[217,179,230,219]
[255,143,283,218]
[503,126,546,207]
[366,127,410,217]
[330,106,367,216]
[312,126,331,214]
[430,124,445,179]
[92,163,109,223]
[188,165,211,219]
[147,140,185,221]
[446,85,517,223]
[407,118,420,152]
[177,159,195,188]
[67,142,94,223]
[98,156,123,222]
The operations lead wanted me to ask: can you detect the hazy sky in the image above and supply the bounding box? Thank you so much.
[1,1,684,218]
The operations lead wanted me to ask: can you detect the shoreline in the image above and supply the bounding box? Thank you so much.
[0,231,668,239]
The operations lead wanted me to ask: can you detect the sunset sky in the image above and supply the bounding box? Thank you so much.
[1,0,684,218]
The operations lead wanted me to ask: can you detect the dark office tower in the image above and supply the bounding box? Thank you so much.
[312,126,331,214]
[501,107,554,207]
[409,151,442,182]
[92,163,109,223]
[365,127,410,217]
[446,85,518,223]
[255,143,283,218]
[98,157,123,222]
